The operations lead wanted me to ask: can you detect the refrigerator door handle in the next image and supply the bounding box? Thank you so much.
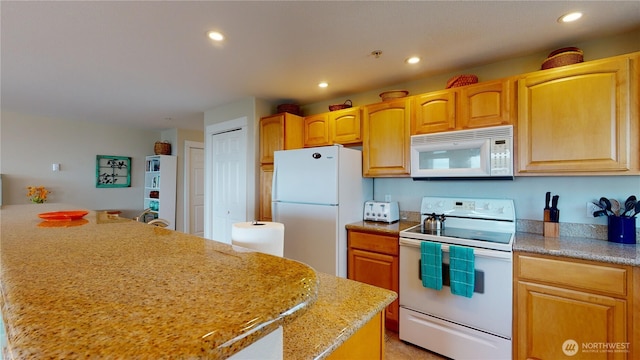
[271,163,278,210]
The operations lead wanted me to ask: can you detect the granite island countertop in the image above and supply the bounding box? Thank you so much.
[0,204,318,359]
[283,272,396,359]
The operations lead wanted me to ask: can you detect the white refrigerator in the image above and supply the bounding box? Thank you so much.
[272,145,373,278]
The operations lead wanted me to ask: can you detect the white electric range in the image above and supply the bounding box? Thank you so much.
[399,196,515,360]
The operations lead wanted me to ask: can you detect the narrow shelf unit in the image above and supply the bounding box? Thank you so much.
[144,155,177,229]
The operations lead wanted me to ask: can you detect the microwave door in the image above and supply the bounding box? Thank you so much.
[411,139,491,177]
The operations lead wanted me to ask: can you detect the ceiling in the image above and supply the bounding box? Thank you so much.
[2,1,639,132]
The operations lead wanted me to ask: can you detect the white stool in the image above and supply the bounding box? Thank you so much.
[231,221,284,257]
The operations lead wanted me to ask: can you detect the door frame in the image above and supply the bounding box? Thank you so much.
[183,140,204,235]
[204,117,248,240]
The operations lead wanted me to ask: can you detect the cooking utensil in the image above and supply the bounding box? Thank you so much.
[599,197,613,216]
[631,201,640,218]
[610,198,621,216]
[543,192,551,222]
[593,209,608,217]
[549,195,560,222]
[623,195,637,216]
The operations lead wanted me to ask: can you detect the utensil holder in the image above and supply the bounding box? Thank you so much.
[608,216,636,244]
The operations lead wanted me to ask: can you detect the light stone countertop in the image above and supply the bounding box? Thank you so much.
[0,204,318,359]
[283,272,396,360]
[514,232,640,266]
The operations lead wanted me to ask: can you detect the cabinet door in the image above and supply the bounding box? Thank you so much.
[259,114,284,164]
[348,248,399,331]
[330,107,362,145]
[516,281,628,360]
[258,164,273,221]
[304,114,330,147]
[459,79,513,129]
[412,90,456,134]
[363,98,411,177]
[517,57,634,174]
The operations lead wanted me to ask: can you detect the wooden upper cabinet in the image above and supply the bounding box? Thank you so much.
[304,114,330,147]
[259,112,304,164]
[412,90,456,134]
[411,78,513,135]
[459,79,513,129]
[517,56,638,175]
[303,107,362,147]
[330,107,362,145]
[363,98,411,177]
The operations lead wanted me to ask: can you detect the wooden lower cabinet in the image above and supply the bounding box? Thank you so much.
[327,311,385,360]
[514,252,635,360]
[347,230,399,332]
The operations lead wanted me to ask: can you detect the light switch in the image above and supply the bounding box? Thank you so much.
[52,163,60,172]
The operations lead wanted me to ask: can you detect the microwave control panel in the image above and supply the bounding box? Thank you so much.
[489,138,512,175]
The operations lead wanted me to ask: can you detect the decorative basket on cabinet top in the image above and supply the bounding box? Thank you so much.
[154,141,171,155]
[541,47,583,70]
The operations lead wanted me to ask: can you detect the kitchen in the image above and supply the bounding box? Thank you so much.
[2,2,640,359]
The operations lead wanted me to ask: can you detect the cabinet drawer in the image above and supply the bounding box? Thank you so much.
[516,254,628,297]
[348,231,398,256]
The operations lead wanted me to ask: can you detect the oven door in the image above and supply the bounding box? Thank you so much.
[399,237,512,338]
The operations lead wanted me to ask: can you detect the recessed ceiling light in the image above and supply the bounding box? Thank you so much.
[406,56,421,64]
[558,12,582,23]
[318,82,328,88]
[207,31,224,41]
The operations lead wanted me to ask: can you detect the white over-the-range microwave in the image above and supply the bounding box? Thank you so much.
[410,125,513,180]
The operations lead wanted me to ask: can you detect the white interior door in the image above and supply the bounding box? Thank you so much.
[184,141,205,236]
[210,127,247,243]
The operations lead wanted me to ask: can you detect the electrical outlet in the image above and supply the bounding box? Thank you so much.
[586,202,601,217]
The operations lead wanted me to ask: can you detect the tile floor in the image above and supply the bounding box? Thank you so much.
[385,330,450,360]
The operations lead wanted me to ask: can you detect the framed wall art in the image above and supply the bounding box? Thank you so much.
[96,155,131,188]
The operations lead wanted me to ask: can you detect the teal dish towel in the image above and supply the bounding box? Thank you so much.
[421,241,443,290]
[449,245,475,298]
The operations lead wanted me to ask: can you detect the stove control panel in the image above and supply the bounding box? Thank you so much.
[364,201,400,223]
[421,197,515,222]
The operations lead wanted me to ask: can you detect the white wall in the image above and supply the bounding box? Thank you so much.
[0,111,161,218]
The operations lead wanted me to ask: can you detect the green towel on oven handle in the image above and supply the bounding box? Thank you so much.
[449,245,475,298]
[420,241,442,290]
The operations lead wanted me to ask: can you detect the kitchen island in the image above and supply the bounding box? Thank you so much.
[0,204,394,359]
[1,204,318,358]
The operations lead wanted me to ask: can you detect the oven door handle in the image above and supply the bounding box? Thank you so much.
[399,237,512,260]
